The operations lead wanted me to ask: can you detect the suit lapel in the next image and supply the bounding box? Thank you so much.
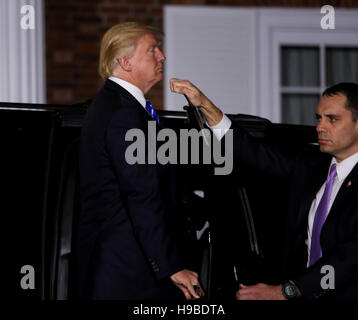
[319,161,358,251]
[296,154,331,227]
[104,79,154,123]
[325,161,358,221]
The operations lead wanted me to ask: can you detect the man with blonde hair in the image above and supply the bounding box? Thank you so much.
[77,22,202,300]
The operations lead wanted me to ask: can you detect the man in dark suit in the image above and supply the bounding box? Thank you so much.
[170,79,358,300]
[76,23,202,300]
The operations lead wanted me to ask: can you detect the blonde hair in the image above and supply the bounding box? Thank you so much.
[99,22,163,79]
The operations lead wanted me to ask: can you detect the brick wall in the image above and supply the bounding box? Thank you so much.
[45,0,358,108]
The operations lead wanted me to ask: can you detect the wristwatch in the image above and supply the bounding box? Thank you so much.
[281,281,298,299]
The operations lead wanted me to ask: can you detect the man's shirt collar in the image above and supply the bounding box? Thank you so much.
[331,152,358,182]
[108,76,146,108]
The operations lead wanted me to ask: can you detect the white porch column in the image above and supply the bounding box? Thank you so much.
[0,0,45,103]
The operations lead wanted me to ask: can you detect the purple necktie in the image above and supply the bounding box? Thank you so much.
[309,163,337,266]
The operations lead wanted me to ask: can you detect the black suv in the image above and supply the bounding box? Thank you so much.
[1,101,316,300]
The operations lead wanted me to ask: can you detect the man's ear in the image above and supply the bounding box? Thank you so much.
[117,56,132,72]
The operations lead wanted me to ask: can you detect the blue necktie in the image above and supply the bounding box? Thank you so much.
[146,100,160,125]
[309,163,337,266]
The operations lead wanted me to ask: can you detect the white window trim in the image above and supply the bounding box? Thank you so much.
[164,6,358,122]
[257,8,358,123]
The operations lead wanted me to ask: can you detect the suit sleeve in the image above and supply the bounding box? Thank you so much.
[228,124,295,179]
[105,110,183,280]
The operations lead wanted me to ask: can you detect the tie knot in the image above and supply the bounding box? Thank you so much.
[146,99,153,109]
[145,100,154,116]
[145,100,160,125]
[146,100,154,114]
[329,163,337,180]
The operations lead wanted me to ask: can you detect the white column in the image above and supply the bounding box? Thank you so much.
[0,0,45,103]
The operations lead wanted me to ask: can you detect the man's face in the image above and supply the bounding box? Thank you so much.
[128,33,165,94]
[316,93,358,162]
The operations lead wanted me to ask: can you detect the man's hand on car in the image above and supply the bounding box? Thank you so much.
[170,78,223,127]
[170,269,204,300]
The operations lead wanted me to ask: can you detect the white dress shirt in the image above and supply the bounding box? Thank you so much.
[208,114,358,266]
[108,76,146,109]
[207,113,232,141]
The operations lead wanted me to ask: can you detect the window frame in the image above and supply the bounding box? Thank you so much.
[257,8,358,123]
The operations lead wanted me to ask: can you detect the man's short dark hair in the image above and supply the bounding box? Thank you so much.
[322,82,358,121]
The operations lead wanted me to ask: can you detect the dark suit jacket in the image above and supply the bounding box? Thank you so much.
[76,79,183,300]
[230,125,358,300]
